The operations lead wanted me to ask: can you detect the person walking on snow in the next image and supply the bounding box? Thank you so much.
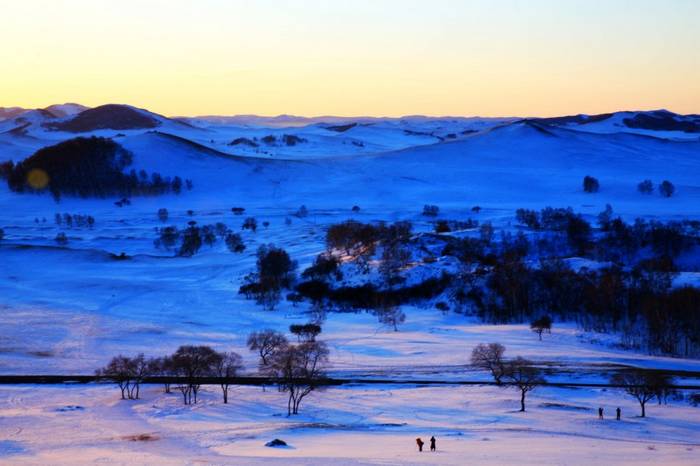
[416,438,424,452]
[598,407,604,419]
[430,436,436,452]
[616,407,621,420]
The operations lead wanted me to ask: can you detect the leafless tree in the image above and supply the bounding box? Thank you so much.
[128,354,150,400]
[268,341,330,415]
[215,352,243,403]
[147,356,174,393]
[171,345,222,405]
[471,343,506,384]
[97,355,133,400]
[374,303,406,331]
[503,357,544,412]
[612,370,671,417]
[247,330,289,367]
[97,354,150,400]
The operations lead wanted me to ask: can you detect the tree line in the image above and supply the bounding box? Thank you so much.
[97,325,329,415]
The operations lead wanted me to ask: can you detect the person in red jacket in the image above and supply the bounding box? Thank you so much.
[416,438,424,452]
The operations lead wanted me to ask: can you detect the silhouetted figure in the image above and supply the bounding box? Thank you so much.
[598,407,604,419]
[616,407,621,420]
[416,438,424,452]
[430,436,436,452]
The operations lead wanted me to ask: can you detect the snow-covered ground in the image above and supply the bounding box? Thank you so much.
[1,105,700,464]
[1,382,698,465]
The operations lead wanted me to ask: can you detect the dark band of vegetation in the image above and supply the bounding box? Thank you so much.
[1,374,698,390]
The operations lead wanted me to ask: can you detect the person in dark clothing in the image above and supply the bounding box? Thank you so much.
[598,407,604,419]
[430,436,436,452]
[616,407,621,420]
[416,438,424,452]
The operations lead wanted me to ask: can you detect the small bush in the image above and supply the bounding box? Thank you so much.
[659,180,675,198]
[422,204,440,217]
[637,179,653,194]
[294,205,309,218]
[435,220,451,233]
[242,217,258,232]
[583,176,599,193]
[225,232,245,253]
[55,232,68,245]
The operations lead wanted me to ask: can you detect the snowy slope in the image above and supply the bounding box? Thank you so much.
[535,110,700,141]
[1,104,700,464]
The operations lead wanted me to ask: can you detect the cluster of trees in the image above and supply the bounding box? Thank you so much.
[0,137,192,200]
[126,326,321,416]
[638,179,675,197]
[583,175,676,197]
[237,206,699,355]
[449,253,699,356]
[445,210,700,356]
[155,221,245,257]
[97,347,243,405]
[326,220,412,262]
[54,213,95,228]
[239,245,297,309]
[258,134,307,146]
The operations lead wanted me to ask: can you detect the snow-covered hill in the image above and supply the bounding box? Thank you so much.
[532,109,700,140]
[1,103,700,464]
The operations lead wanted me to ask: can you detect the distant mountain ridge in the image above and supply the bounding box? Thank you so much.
[3,103,699,134]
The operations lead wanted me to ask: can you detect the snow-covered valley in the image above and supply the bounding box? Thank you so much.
[1,104,699,464]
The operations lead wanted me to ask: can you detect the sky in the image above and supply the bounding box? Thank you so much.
[1,0,699,117]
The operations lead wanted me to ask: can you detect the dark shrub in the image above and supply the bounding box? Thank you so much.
[583,176,599,193]
[659,180,675,198]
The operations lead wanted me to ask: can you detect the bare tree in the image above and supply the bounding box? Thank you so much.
[503,357,544,412]
[128,354,150,400]
[612,370,671,417]
[171,345,222,405]
[97,355,134,400]
[268,341,330,415]
[215,352,243,403]
[379,242,411,287]
[374,303,406,331]
[148,356,174,393]
[471,343,506,384]
[247,330,289,367]
[96,354,151,400]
